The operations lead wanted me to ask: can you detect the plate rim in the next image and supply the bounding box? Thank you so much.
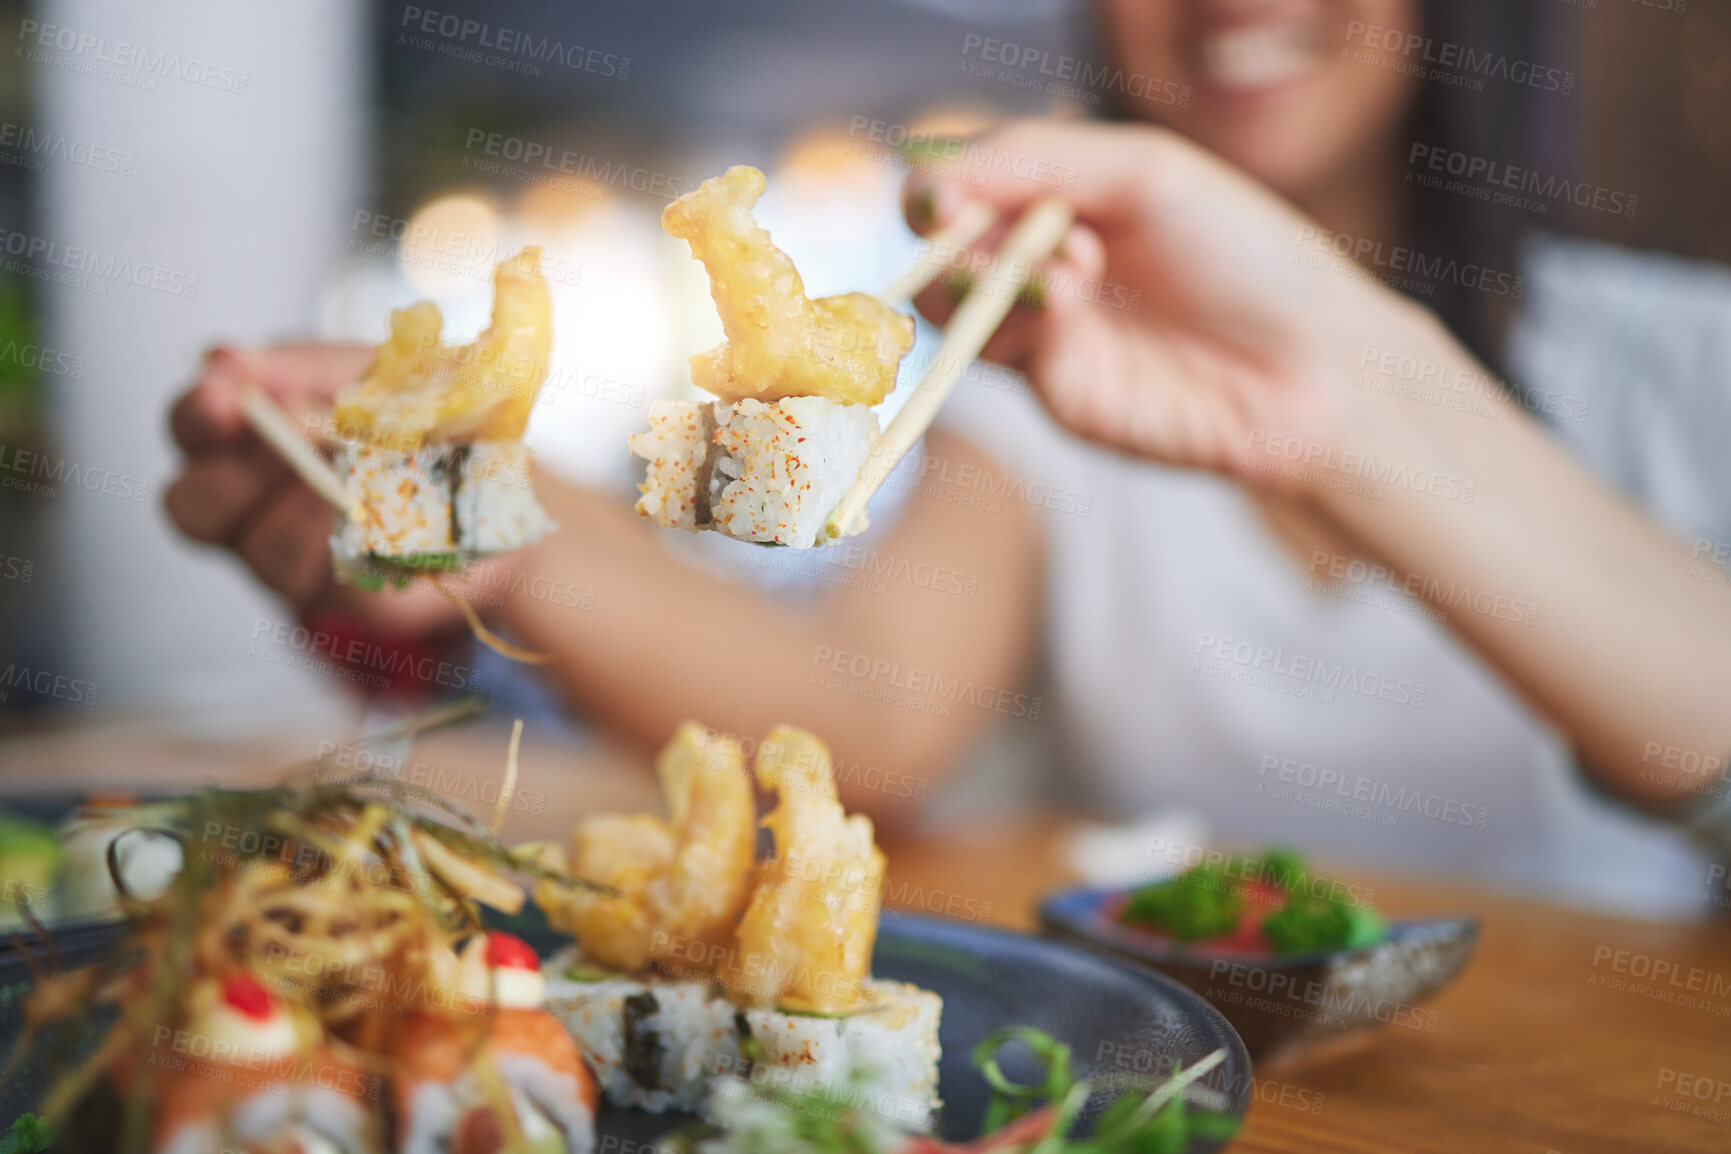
[875,911,1255,1120]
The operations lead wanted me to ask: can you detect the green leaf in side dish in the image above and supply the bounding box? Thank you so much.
[1254,846,1309,894]
[1120,865,1243,943]
[1261,893,1386,954]
[1342,903,1388,950]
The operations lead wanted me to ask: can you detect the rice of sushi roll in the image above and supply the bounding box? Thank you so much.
[454,441,553,555]
[628,401,715,534]
[329,440,553,584]
[628,397,877,549]
[331,444,456,565]
[542,962,735,1115]
[392,932,598,1154]
[541,956,943,1132]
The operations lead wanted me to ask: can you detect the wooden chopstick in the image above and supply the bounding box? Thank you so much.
[827,196,1074,540]
[879,199,998,304]
[239,388,363,521]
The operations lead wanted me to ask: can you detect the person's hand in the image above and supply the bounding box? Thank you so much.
[903,119,1447,492]
[165,343,461,633]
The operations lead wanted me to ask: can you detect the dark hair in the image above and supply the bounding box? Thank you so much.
[1405,0,1564,373]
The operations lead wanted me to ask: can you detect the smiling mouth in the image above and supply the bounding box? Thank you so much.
[1197,22,1321,94]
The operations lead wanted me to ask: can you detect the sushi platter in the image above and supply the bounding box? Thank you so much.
[0,722,1251,1153]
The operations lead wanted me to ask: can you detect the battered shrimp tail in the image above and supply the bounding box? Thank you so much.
[662,166,913,406]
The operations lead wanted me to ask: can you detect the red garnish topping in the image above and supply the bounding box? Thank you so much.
[1242,881,1286,907]
[222,973,277,1020]
[484,930,540,971]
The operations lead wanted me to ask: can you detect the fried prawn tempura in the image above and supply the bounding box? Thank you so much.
[538,723,756,972]
[662,166,914,406]
[732,725,885,1013]
[333,246,553,449]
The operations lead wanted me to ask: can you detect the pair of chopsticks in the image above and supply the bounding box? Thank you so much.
[826,195,1075,539]
[239,388,363,522]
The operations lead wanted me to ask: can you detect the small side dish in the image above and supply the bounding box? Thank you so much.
[1117,848,1387,956]
[1041,850,1478,1064]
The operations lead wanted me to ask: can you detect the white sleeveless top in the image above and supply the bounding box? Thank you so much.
[930,234,1723,921]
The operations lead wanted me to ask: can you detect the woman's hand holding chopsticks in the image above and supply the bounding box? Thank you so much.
[165,344,473,636]
[901,118,1401,488]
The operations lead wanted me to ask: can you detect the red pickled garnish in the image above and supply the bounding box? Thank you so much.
[1241,881,1287,909]
[1217,916,1272,953]
[484,931,541,971]
[1211,882,1284,952]
[222,973,276,1020]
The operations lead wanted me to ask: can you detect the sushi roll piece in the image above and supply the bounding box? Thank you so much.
[718,726,943,1126]
[533,723,941,1131]
[326,247,557,588]
[143,973,380,1154]
[629,397,878,549]
[393,931,598,1154]
[329,441,553,585]
[728,980,943,1132]
[541,959,943,1132]
[631,166,912,550]
[542,959,735,1115]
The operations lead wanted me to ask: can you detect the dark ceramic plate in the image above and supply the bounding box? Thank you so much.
[0,912,1250,1151]
[1040,887,1478,1065]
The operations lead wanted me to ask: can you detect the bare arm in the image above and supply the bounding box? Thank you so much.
[499,427,1042,822]
[1310,305,1731,813]
[904,118,1731,815]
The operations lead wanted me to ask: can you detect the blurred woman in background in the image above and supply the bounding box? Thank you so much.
[164,0,1731,915]
[899,0,1730,912]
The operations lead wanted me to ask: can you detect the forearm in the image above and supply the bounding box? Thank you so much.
[505,486,908,766]
[1310,302,1731,811]
[491,431,1042,822]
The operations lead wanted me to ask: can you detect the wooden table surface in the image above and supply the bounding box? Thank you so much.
[4,717,1729,1153]
[886,820,1731,1154]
